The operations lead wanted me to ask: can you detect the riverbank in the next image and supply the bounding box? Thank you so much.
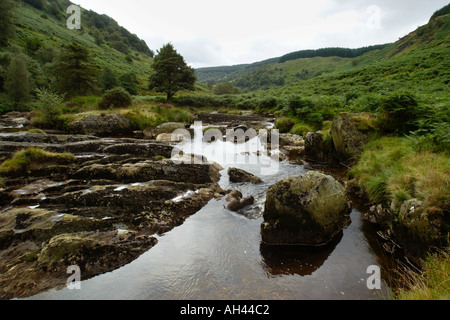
[0,110,447,300]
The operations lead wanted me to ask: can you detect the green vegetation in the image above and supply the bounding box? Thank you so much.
[33,87,64,127]
[148,44,197,102]
[98,87,132,110]
[278,45,390,63]
[53,41,101,97]
[393,249,449,300]
[0,148,75,173]
[0,0,16,46]
[4,53,32,108]
[0,0,448,300]
[349,137,449,215]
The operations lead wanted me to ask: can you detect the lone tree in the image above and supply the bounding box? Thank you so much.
[53,42,100,98]
[148,43,196,102]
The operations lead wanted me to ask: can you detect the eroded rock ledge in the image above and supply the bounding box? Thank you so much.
[0,132,223,299]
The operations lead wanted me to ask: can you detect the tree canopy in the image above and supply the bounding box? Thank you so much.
[53,42,101,97]
[148,44,196,101]
[0,0,16,47]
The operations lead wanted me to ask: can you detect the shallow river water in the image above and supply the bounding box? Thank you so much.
[30,124,391,300]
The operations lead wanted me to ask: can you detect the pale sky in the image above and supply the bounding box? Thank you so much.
[73,0,449,68]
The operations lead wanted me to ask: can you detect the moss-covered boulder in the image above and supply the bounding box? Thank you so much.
[331,113,376,163]
[396,199,449,264]
[261,171,351,245]
[67,114,133,136]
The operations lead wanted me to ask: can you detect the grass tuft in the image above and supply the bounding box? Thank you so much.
[0,148,76,174]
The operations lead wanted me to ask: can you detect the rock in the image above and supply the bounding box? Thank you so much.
[331,113,376,163]
[67,114,133,136]
[225,190,243,202]
[304,132,331,163]
[279,134,304,147]
[156,133,185,142]
[228,168,263,184]
[395,199,449,264]
[225,190,255,212]
[261,171,351,245]
[102,143,174,158]
[281,146,305,161]
[227,196,255,212]
[154,122,187,136]
[72,160,221,185]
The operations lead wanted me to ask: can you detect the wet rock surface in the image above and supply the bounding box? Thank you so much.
[261,171,352,245]
[0,128,222,299]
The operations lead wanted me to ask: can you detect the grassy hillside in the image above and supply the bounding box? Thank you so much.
[1,0,154,100]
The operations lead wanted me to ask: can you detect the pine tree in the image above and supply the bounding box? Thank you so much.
[5,56,31,109]
[148,43,196,102]
[53,42,100,97]
[0,0,16,46]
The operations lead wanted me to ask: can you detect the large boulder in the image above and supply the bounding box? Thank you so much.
[67,114,133,136]
[395,199,449,264]
[304,132,331,163]
[331,113,376,163]
[261,171,351,245]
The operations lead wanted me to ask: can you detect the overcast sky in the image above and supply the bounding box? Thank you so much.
[73,0,449,68]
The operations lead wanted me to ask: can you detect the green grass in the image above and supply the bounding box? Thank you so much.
[12,3,153,93]
[0,148,75,173]
[349,137,450,214]
[393,249,450,300]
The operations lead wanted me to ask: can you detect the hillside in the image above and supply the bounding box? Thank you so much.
[0,0,154,102]
[196,7,449,93]
[195,44,390,92]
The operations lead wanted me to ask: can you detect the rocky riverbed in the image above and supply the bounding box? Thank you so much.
[0,113,235,299]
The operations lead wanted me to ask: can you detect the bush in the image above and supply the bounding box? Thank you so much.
[377,92,420,134]
[275,117,296,133]
[98,87,132,110]
[290,123,313,136]
[34,88,64,127]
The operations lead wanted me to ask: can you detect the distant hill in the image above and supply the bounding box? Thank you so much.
[196,5,450,93]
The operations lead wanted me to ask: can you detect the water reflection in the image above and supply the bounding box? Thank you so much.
[260,232,343,277]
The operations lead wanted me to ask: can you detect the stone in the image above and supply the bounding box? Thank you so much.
[228,168,263,184]
[304,132,331,163]
[225,190,255,212]
[331,113,376,163]
[261,171,351,245]
[396,199,449,264]
[67,114,133,136]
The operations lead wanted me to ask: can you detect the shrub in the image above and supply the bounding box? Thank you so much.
[275,117,296,133]
[34,88,64,127]
[377,92,420,134]
[98,87,132,110]
[290,123,313,136]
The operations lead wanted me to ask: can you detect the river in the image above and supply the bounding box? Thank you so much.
[29,122,391,300]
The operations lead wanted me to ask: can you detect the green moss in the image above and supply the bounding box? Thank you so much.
[275,117,296,133]
[290,123,313,136]
[0,148,75,174]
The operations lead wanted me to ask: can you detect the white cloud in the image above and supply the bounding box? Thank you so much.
[74,0,449,67]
